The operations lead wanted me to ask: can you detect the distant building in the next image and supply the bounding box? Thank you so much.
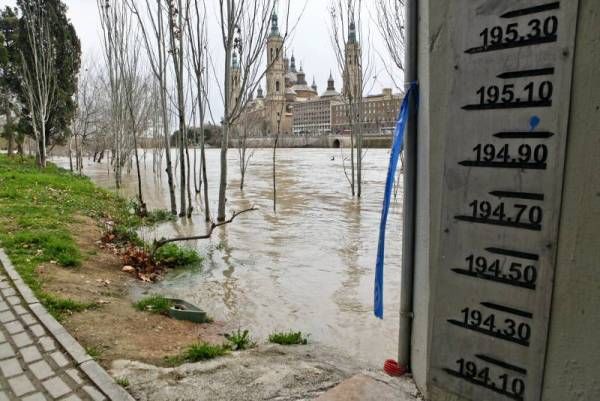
[239,9,400,138]
[331,88,403,135]
[292,73,341,136]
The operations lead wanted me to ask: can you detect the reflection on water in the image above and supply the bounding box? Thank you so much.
[55,148,403,366]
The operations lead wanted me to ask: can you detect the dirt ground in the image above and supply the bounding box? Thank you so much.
[36,216,225,367]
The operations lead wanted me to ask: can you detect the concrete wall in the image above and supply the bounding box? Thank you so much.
[411,1,600,400]
[410,0,451,396]
[540,1,600,400]
[228,135,391,149]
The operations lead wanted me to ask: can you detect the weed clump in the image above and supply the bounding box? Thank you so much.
[166,342,229,366]
[268,331,309,345]
[134,295,173,315]
[153,244,202,268]
[224,329,256,351]
[116,377,130,388]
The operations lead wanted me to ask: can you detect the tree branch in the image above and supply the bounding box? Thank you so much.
[152,207,258,251]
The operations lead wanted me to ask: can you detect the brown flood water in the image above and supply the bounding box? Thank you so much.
[55,148,403,367]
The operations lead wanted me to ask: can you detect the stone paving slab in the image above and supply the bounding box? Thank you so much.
[0,249,134,401]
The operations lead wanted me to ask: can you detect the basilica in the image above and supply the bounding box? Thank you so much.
[235,8,399,138]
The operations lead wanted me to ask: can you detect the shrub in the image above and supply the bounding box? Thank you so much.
[134,295,173,315]
[153,244,202,268]
[268,331,309,345]
[224,329,256,351]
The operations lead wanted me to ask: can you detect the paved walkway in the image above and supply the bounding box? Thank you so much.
[0,250,133,401]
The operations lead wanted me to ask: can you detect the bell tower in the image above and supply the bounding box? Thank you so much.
[343,18,363,101]
[231,51,241,112]
[266,7,285,102]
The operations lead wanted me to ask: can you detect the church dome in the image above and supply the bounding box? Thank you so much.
[321,72,340,98]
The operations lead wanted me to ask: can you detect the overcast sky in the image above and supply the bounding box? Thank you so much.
[0,0,402,121]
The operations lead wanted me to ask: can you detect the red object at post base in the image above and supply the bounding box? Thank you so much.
[384,359,407,377]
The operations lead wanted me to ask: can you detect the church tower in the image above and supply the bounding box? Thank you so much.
[231,51,241,112]
[343,19,363,101]
[265,8,285,102]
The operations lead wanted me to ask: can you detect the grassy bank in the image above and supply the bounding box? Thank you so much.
[0,155,192,318]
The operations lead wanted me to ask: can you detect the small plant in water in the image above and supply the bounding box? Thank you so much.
[134,295,173,315]
[224,329,256,351]
[153,244,202,268]
[268,331,309,345]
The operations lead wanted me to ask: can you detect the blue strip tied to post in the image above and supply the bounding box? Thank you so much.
[374,83,417,319]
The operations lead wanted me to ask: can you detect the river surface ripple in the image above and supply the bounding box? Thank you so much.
[56,148,404,366]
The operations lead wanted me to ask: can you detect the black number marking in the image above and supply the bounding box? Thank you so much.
[471,144,548,164]
[445,355,527,400]
[467,14,559,54]
[454,253,538,289]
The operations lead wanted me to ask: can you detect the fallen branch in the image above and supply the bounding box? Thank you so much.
[151,207,258,253]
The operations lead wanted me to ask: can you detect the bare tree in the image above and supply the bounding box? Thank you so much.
[19,3,56,168]
[216,0,296,221]
[126,0,178,215]
[165,0,191,217]
[187,0,211,221]
[72,63,101,174]
[329,0,373,198]
[236,111,257,190]
[375,0,405,89]
[97,0,133,188]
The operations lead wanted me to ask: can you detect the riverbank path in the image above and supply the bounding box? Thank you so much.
[0,249,133,401]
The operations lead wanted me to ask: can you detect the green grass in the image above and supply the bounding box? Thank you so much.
[134,294,173,315]
[0,155,156,319]
[153,244,202,268]
[85,345,103,360]
[268,331,309,345]
[0,156,197,320]
[115,377,130,387]
[40,293,97,319]
[224,329,256,351]
[144,209,176,225]
[165,342,229,366]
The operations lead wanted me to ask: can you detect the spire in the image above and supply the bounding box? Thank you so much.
[327,71,335,91]
[257,84,264,98]
[290,53,296,72]
[270,2,280,36]
[349,17,357,43]
[311,77,317,92]
[297,64,306,85]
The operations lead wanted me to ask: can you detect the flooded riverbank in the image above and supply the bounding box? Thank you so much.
[54,148,403,367]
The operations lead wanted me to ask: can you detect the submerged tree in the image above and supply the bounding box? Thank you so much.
[329,0,372,197]
[127,0,178,215]
[216,0,297,221]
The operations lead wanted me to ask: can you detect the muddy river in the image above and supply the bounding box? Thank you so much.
[56,148,404,367]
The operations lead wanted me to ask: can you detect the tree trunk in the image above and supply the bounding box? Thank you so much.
[6,110,14,157]
[157,2,177,216]
[200,118,210,221]
[217,38,233,222]
[68,137,74,171]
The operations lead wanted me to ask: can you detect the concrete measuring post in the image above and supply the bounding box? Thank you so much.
[423,2,580,401]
